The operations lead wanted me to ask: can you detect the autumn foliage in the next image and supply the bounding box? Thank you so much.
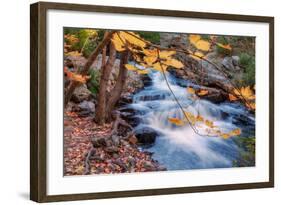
[64,30,255,140]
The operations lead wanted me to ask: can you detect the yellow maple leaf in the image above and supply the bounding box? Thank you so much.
[111,31,146,52]
[190,51,205,60]
[163,58,184,69]
[196,115,204,122]
[184,111,196,125]
[120,31,146,48]
[189,35,201,45]
[168,118,184,126]
[189,35,210,51]
[205,120,215,128]
[65,51,82,57]
[144,55,157,66]
[143,49,176,60]
[197,89,209,96]
[241,86,255,100]
[233,86,255,101]
[159,50,176,59]
[220,133,231,139]
[194,40,210,51]
[132,54,143,62]
[143,48,157,57]
[111,32,126,51]
[187,87,196,94]
[152,62,168,72]
[137,70,149,74]
[228,128,241,136]
[124,64,138,71]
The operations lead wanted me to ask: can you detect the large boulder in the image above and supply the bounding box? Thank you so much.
[222,56,241,71]
[134,127,158,145]
[77,100,95,116]
[71,84,92,103]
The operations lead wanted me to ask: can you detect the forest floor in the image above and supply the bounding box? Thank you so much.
[63,106,166,176]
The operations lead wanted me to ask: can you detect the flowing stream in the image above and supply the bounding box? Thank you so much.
[121,71,255,171]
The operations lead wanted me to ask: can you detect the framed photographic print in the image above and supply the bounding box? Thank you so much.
[30,1,274,202]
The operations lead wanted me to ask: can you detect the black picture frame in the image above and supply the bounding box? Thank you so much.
[30,1,274,202]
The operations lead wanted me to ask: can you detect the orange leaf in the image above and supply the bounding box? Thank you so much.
[125,64,138,71]
[220,133,231,139]
[64,67,89,84]
[197,89,209,96]
[228,128,241,136]
[196,115,204,122]
[205,120,215,128]
[168,118,184,126]
[229,94,238,101]
[216,43,232,50]
[187,87,195,94]
[189,35,201,45]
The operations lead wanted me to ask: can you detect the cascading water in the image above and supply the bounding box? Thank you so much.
[121,70,255,171]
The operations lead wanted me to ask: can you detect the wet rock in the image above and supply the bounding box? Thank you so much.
[189,85,228,104]
[105,146,119,154]
[143,161,156,171]
[232,114,255,127]
[119,107,136,116]
[91,137,107,148]
[160,33,189,48]
[222,56,241,71]
[137,94,169,101]
[157,165,167,171]
[77,100,95,117]
[135,127,158,145]
[111,134,120,146]
[71,84,92,103]
[200,90,227,103]
[64,55,87,69]
[124,116,141,127]
[141,74,153,87]
[128,135,138,144]
[116,95,133,107]
[78,100,95,112]
[232,56,240,66]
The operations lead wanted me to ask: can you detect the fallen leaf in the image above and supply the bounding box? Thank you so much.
[197,89,209,96]
[187,87,196,94]
[168,118,184,126]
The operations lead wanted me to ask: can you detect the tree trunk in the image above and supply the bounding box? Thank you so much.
[105,51,130,121]
[95,43,116,125]
[64,31,114,107]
